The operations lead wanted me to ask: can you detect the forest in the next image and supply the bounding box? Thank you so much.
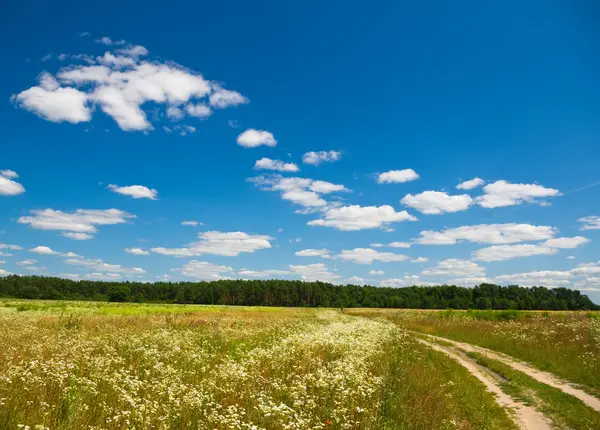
[0,275,597,310]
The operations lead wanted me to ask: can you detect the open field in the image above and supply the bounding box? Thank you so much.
[1,301,600,429]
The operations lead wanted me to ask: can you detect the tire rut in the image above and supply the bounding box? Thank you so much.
[417,338,552,430]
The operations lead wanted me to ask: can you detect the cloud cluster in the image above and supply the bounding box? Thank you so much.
[476,180,560,208]
[422,259,486,277]
[415,223,557,245]
[250,175,348,210]
[401,191,473,214]
[13,41,248,132]
[0,170,25,196]
[308,205,416,231]
[107,184,158,200]
[151,231,272,257]
[18,208,135,239]
[254,158,299,172]
[302,151,341,166]
[579,216,600,231]
[66,257,145,275]
[335,248,409,264]
[377,169,419,184]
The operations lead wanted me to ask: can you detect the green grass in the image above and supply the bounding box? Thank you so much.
[468,352,600,430]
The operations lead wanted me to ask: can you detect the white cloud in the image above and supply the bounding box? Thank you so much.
[18,208,135,238]
[570,262,600,276]
[63,252,81,258]
[14,47,245,132]
[238,269,290,278]
[107,184,158,200]
[412,257,429,263]
[380,275,435,287]
[369,270,384,275]
[295,249,331,258]
[446,277,492,287]
[422,259,486,277]
[0,252,12,257]
[567,256,576,260]
[17,259,38,266]
[377,169,419,184]
[370,243,384,248]
[0,170,19,179]
[476,180,560,208]
[166,106,185,120]
[181,220,203,227]
[456,177,485,190]
[173,260,233,280]
[125,247,150,255]
[0,244,22,250]
[302,151,341,166]
[29,246,58,255]
[11,72,91,124]
[345,276,367,285]
[237,129,277,148]
[254,158,299,172]
[185,103,212,118]
[542,236,590,249]
[62,232,94,240]
[151,231,272,257]
[308,205,417,231]
[85,272,122,280]
[250,175,348,209]
[0,174,26,196]
[289,263,340,283]
[578,216,600,231]
[388,242,411,248]
[96,36,125,46]
[472,244,558,262]
[495,270,573,287]
[209,86,249,108]
[336,248,409,264]
[401,191,473,215]
[66,257,145,275]
[415,223,557,245]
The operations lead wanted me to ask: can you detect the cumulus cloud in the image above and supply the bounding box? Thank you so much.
[335,248,409,264]
[415,223,556,245]
[377,169,419,184]
[578,216,600,231]
[345,276,367,285]
[570,262,600,276]
[62,232,94,240]
[29,246,59,255]
[107,184,158,200]
[472,244,558,262]
[446,277,492,287]
[456,177,485,190]
[125,247,150,255]
[237,129,277,147]
[254,158,299,172]
[66,257,145,275]
[295,249,331,258]
[369,270,384,275]
[422,259,486,277]
[0,170,26,196]
[238,269,290,278]
[495,270,573,287]
[0,244,22,251]
[412,257,429,263]
[18,208,135,238]
[151,231,272,257]
[476,180,560,208]
[288,263,340,283]
[401,191,473,214]
[542,236,590,249]
[17,259,38,266]
[13,43,246,132]
[181,220,203,227]
[302,151,341,166]
[308,205,417,231]
[379,275,435,287]
[249,175,348,209]
[209,86,249,108]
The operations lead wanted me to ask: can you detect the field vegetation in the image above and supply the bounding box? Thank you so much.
[0,301,517,430]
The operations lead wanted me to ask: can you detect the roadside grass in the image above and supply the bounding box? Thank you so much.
[467,351,600,430]
[350,308,600,394]
[0,303,516,429]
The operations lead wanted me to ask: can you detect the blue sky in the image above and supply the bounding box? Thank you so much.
[1,0,599,302]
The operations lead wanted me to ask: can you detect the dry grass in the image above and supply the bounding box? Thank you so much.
[0,301,516,429]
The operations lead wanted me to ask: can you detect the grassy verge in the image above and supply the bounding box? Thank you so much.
[467,352,600,429]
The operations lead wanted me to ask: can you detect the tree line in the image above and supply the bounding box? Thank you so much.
[0,275,597,310]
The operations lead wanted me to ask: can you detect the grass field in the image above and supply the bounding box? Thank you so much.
[1,301,599,429]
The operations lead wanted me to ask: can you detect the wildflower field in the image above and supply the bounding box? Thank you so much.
[1,301,599,429]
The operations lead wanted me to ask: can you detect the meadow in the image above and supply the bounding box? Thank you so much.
[1,300,599,429]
